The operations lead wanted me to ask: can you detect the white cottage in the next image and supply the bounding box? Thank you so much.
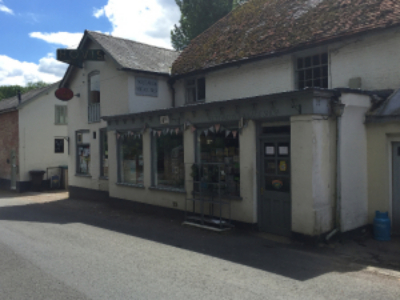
[63,0,400,238]
[0,82,68,192]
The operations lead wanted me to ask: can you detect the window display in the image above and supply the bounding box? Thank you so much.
[153,132,184,189]
[196,129,240,197]
[119,135,143,184]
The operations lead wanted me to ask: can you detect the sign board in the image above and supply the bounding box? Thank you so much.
[135,77,158,97]
[160,116,170,124]
[57,49,105,68]
[55,88,74,101]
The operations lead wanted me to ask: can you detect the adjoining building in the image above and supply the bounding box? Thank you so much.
[0,82,68,192]
[62,0,400,237]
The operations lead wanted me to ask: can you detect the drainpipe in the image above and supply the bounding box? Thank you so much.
[326,100,345,242]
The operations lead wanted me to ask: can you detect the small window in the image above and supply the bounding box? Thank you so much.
[89,72,100,103]
[118,134,143,185]
[76,131,90,175]
[296,53,328,89]
[152,131,184,189]
[55,139,64,153]
[100,129,108,178]
[186,77,205,103]
[55,105,68,125]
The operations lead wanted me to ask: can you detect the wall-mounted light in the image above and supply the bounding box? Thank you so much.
[75,93,80,98]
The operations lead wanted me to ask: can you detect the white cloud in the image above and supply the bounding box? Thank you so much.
[93,7,105,18]
[0,54,67,86]
[0,0,13,15]
[29,32,83,48]
[95,0,180,49]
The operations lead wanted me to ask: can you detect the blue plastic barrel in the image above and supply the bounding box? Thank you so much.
[373,211,391,241]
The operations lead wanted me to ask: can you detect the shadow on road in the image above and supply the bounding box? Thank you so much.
[0,193,366,282]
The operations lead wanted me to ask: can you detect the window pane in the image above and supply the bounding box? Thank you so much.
[197,130,240,197]
[312,54,320,66]
[120,137,143,184]
[305,69,312,80]
[321,53,328,64]
[322,65,328,77]
[154,133,184,189]
[89,73,100,103]
[297,58,303,69]
[322,77,328,88]
[313,67,321,78]
[305,56,311,68]
[101,131,108,177]
[78,145,90,174]
[187,87,196,103]
[197,78,205,101]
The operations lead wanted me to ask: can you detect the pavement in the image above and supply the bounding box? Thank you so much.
[0,190,399,299]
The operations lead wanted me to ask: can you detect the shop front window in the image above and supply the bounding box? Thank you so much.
[153,131,184,189]
[119,134,143,185]
[76,131,90,175]
[196,128,240,197]
[100,129,108,178]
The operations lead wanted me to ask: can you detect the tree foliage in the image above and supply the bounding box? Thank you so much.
[171,0,235,51]
[0,81,50,101]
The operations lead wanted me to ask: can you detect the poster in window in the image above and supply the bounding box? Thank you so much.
[278,146,289,156]
[55,139,64,153]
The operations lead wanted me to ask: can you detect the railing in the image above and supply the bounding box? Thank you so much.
[88,103,100,123]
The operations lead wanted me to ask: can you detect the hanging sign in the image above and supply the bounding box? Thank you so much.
[55,88,74,101]
[56,49,105,67]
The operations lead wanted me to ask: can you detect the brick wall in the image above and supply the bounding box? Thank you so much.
[0,111,19,181]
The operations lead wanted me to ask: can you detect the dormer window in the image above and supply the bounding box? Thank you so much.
[186,77,205,103]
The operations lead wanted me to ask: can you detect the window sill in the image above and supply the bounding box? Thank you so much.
[116,182,145,189]
[149,186,186,194]
[99,176,109,180]
[75,174,92,178]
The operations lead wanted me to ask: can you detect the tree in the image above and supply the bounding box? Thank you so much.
[0,81,50,101]
[171,0,234,51]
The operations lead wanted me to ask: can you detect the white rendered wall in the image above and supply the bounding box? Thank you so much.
[18,85,68,182]
[174,28,400,105]
[330,28,400,90]
[67,41,129,191]
[128,75,173,113]
[290,115,336,236]
[339,93,370,232]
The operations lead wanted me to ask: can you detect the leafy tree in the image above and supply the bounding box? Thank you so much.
[0,81,50,101]
[171,0,234,51]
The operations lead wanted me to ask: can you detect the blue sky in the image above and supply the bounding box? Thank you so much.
[0,0,180,86]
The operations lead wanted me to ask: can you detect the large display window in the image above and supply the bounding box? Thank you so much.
[152,131,184,189]
[118,134,143,185]
[196,127,240,197]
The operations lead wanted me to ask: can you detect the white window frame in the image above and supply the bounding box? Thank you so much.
[185,77,206,104]
[55,105,68,125]
[295,51,329,90]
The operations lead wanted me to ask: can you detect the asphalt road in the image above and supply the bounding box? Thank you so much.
[0,191,399,300]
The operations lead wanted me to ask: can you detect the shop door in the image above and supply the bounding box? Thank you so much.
[392,142,400,234]
[259,139,291,236]
[10,150,17,190]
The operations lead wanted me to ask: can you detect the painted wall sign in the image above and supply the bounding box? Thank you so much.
[135,77,158,97]
[56,49,105,67]
[55,88,74,101]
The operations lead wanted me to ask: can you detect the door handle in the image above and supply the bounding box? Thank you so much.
[260,187,264,195]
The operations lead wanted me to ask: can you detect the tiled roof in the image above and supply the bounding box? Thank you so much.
[172,0,400,76]
[0,82,58,113]
[87,31,180,74]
